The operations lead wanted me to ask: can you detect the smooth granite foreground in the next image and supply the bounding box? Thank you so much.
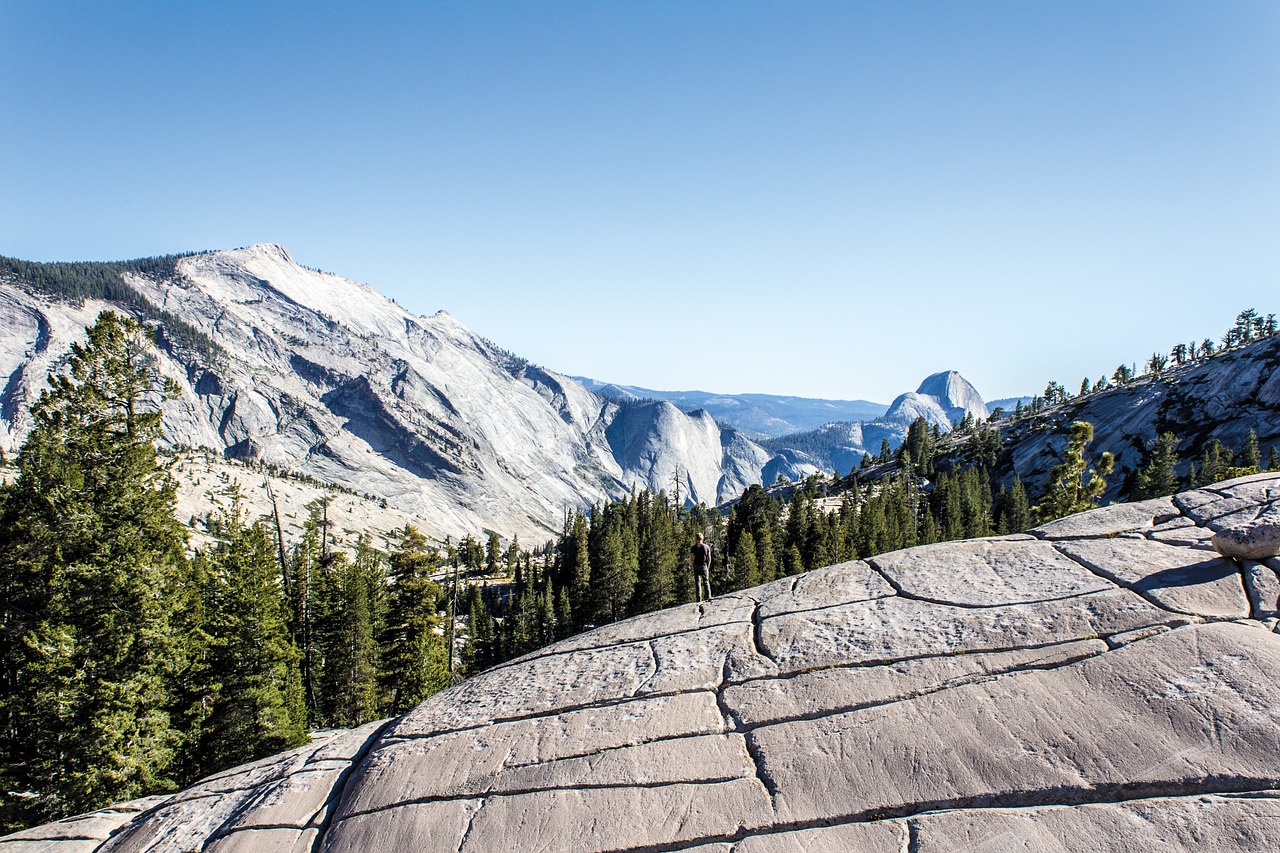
[5,472,1280,852]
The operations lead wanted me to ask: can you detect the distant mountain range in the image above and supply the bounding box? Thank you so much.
[571,379,888,438]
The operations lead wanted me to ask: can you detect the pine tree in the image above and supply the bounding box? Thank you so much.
[185,503,307,781]
[634,492,677,614]
[1033,421,1114,522]
[485,531,502,575]
[287,500,328,720]
[1004,476,1032,534]
[379,526,448,715]
[937,471,965,540]
[857,489,888,557]
[1131,433,1180,500]
[784,544,804,576]
[1198,438,1229,485]
[462,584,497,672]
[1241,430,1261,471]
[755,519,779,584]
[313,544,383,727]
[918,502,938,544]
[590,509,637,624]
[0,311,191,827]
[565,513,592,629]
[732,530,760,590]
[1268,445,1280,472]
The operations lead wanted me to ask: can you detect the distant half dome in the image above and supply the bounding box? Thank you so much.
[915,370,986,414]
[884,391,950,427]
[885,371,988,428]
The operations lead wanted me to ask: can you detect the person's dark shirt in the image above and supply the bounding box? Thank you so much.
[691,542,711,568]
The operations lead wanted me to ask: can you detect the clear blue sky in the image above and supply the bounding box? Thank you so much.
[3,1,1277,403]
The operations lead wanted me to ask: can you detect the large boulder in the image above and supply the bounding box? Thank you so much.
[6,473,1280,852]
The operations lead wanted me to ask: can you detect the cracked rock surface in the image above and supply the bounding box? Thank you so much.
[6,473,1280,852]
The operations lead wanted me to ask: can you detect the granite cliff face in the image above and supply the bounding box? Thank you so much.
[9,472,1279,852]
[0,245,812,539]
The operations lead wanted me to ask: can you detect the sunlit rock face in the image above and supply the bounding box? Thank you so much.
[0,244,804,540]
[9,472,1280,852]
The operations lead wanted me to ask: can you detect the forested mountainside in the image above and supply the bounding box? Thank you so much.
[980,327,1279,502]
[446,313,1280,690]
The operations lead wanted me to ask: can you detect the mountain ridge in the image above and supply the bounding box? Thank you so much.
[759,369,993,473]
[1,243,1011,537]
[1,245,825,539]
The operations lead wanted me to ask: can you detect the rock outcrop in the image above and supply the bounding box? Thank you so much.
[6,472,1280,852]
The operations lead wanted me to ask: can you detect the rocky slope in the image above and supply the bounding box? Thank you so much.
[988,336,1280,502]
[8,472,1279,852]
[0,245,815,540]
[605,401,823,506]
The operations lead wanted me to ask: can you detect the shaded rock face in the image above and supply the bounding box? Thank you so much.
[0,245,798,538]
[8,473,1280,852]
[606,402,818,505]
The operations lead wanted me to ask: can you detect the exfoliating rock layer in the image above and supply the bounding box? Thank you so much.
[5,472,1280,852]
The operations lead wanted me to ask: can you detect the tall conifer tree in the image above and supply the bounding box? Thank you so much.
[1132,433,1180,500]
[0,312,190,826]
[379,525,448,715]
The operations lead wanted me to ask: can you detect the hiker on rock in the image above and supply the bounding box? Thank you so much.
[690,533,713,602]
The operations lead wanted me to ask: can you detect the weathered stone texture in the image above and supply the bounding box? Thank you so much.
[910,793,1280,852]
[1055,538,1249,618]
[1030,496,1178,540]
[6,473,1280,852]
[872,538,1114,605]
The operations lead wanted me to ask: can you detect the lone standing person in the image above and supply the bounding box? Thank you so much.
[690,533,713,602]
